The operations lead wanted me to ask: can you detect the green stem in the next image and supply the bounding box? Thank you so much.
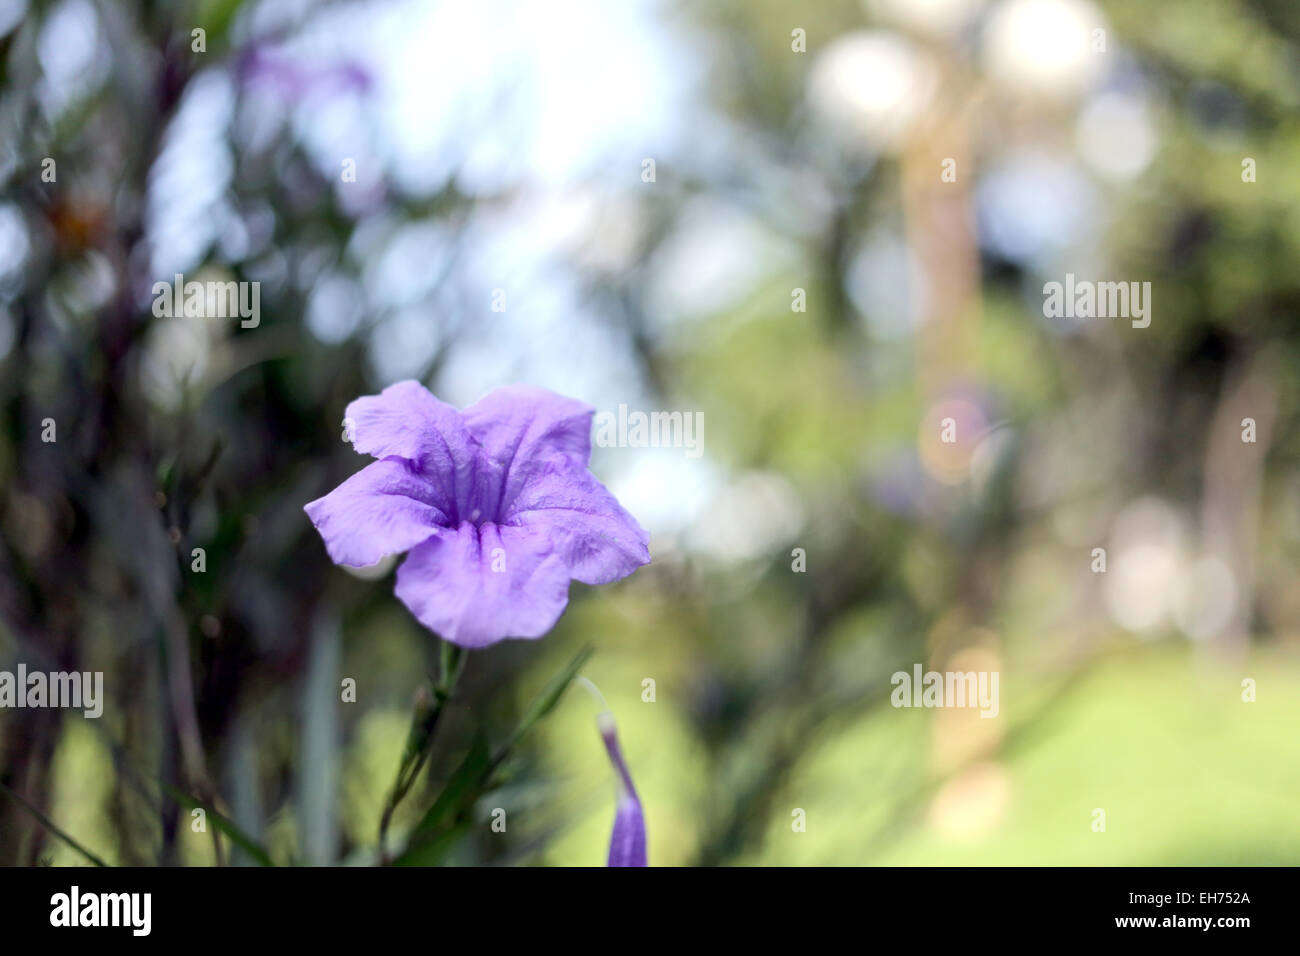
[378,641,466,863]
[0,780,110,867]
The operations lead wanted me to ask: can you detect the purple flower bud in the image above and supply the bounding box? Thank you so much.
[599,712,646,867]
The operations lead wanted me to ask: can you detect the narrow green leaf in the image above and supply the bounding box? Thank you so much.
[392,645,594,864]
[495,644,594,759]
[392,821,472,867]
[395,733,492,860]
[0,781,110,867]
[165,786,275,867]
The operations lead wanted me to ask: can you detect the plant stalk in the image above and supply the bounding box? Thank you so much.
[378,641,466,863]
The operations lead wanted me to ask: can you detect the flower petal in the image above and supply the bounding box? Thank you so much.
[303,458,449,567]
[607,796,647,868]
[505,467,651,585]
[461,385,595,514]
[393,521,572,648]
[345,381,476,513]
[599,713,647,867]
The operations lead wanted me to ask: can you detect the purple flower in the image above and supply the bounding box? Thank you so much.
[304,381,650,648]
[599,712,647,867]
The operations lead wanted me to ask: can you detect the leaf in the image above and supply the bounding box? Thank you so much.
[165,786,275,867]
[0,781,110,867]
[495,644,594,759]
[391,733,492,865]
[391,822,473,867]
[391,645,594,865]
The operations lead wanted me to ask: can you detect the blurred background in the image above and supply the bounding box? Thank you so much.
[1,0,1299,867]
